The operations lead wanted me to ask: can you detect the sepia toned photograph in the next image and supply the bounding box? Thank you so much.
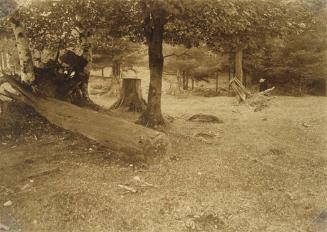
[0,0,326,231]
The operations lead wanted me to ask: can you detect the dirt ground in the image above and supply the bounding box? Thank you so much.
[1,75,327,231]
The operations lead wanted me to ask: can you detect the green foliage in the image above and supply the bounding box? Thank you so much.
[18,0,101,51]
[92,37,147,69]
[164,44,226,73]
[1,0,323,83]
[246,1,327,81]
[202,0,314,53]
[0,0,16,19]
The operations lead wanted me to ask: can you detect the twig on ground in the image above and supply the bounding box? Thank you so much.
[0,223,9,231]
[27,167,60,180]
[118,184,137,193]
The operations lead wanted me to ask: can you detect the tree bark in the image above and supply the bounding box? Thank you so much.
[185,71,189,90]
[111,78,147,112]
[1,52,5,70]
[235,47,243,84]
[112,61,121,80]
[6,52,11,71]
[10,16,35,83]
[72,16,93,107]
[215,72,219,93]
[177,69,182,91]
[139,12,166,127]
[0,52,4,72]
[182,71,186,90]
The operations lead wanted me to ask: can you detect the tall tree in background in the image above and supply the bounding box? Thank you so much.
[203,0,311,84]
[249,0,327,81]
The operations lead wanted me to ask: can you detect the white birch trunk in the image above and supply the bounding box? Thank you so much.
[10,17,35,83]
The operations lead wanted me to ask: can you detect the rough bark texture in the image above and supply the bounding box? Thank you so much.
[8,16,93,108]
[75,18,93,107]
[111,78,147,112]
[235,48,243,84]
[10,16,35,83]
[182,71,190,90]
[215,72,219,93]
[1,52,5,70]
[32,51,95,108]
[139,10,166,127]
[112,61,121,80]
[2,76,170,161]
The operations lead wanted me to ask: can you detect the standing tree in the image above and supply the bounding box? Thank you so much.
[3,0,104,106]
[203,0,312,85]
[248,0,327,81]
[100,0,206,127]
[0,0,171,158]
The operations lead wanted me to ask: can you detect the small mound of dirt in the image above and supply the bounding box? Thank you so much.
[188,114,223,123]
[185,213,225,231]
[194,132,216,139]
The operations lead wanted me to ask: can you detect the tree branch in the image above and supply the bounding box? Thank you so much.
[164,50,190,58]
[123,48,147,59]
[3,89,22,101]
[0,92,13,100]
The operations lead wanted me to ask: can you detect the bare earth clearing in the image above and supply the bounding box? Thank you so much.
[1,79,327,231]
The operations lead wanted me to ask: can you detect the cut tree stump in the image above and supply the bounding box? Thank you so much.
[2,76,169,161]
[111,78,147,112]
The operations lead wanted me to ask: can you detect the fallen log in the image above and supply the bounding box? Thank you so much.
[1,76,170,161]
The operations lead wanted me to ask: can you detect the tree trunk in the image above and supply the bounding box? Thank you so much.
[235,48,243,83]
[177,70,182,91]
[139,14,165,127]
[0,52,3,72]
[182,71,186,90]
[112,61,121,81]
[10,16,35,83]
[185,71,189,90]
[3,76,169,161]
[72,16,93,107]
[1,52,5,70]
[215,72,219,93]
[111,78,147,112]
[117,63,121,78]
[6,52,11,72]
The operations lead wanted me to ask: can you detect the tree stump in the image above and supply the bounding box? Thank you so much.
[111,78,147,112]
